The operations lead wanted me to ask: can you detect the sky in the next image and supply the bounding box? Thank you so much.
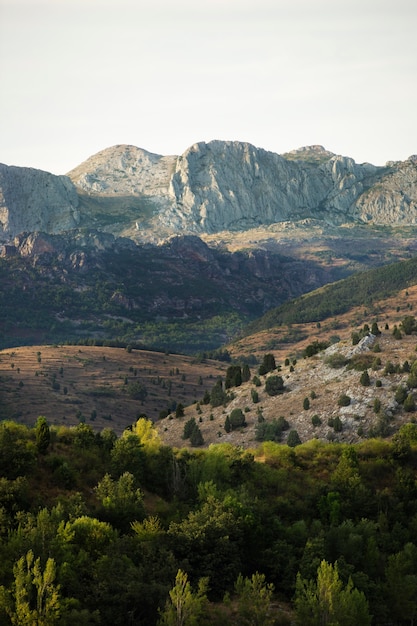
[0,0,416,175]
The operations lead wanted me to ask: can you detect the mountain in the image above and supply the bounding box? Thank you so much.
[0,163,80,238]
[1,141,417,242]
[0,230,334,353]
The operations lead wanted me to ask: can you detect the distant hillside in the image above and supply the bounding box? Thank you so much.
[245,254,417,335]
[0,231,333,353]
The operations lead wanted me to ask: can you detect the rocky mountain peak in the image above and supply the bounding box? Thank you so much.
[66,144,177,197]
[1,140,416,242]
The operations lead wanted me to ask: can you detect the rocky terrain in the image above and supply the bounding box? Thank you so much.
[0,164,80,238]
[157,285,417,449]
[1,141,416,243]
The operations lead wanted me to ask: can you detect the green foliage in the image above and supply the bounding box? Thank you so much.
[311,414,322,427]
[359,370,370,386]
[158,569,208,626]
[287,430,301,447]
[241,364,251,383]
[225,365,242,389]
[395,385,408,404]
[182,418,204,446]
[303,397,310,410]
[258,354,276,376]
[337,394,351,407]
[210,380,228,407]
[190,426,204,447]
[2,419,417,623]
[295,560,371,626]
[255,417,289,442]
[403,393,415,412]
[233,572,275,626]
[95,472,145,531]
[264,375,285,396]
[0,549,61,625]
[228,408,246,430]
[303,341,330,358]
[392,324,403,339]
[251,389,259,403]
[400,315,417,335]
[246,254,417,334]
[35,416,50,455]
[126,381,148,402]
[183,418,198,440]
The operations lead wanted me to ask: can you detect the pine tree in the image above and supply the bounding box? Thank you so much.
[35,416,50,455]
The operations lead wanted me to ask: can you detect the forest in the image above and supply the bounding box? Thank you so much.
[0,416,416,625]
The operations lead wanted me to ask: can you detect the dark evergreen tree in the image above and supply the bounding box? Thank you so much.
[241,363,251,382]
[225,365,242,389]
[265,375,285,396]
[35,416,50,455]
[258,353,276,376]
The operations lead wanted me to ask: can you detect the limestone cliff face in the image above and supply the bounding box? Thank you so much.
[163,141,379,231]
[0,164,80,240]
[2,142,417,241]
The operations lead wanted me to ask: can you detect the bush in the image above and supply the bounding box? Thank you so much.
[303,397,310,410]
[312,414,322,427]
[360,370,370,386]
[229,408,246,430]
[324,353,349,369]
[303,341,330,358]
[258,353,276,376]
[337,394,351,407]
[287,430,301,447]
[265,375,285,396]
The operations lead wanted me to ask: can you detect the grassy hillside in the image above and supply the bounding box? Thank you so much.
[0,345,227,434]
[245,254,417,334]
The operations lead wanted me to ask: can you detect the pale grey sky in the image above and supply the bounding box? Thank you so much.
[0,0,416,174]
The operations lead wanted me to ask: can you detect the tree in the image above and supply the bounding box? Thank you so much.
[294,560,371,626]
[228,408,246,430]
[242,363,251,383]
[400,315,417,335]
[183,418,197,440]
[35,416,50,455]
[210,379,228,407]
[303,397,310,410]
[359,370,370,386]
[258,354,276,376]
[265,375,284,396]
[337,394,351,407]
[225,365,242,389]
[190,426,204,447]
[127,381,148,402]
[404,393,415,412]
[233,572,275,626]
[95,471,145,531]
[0,549,61,625]
[133,417,162,451]
[158,569,208,626]
[384,543,417,625]
[176,403,185,418]
[287,430,301,447]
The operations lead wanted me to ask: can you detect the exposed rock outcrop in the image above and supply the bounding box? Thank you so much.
[1,141,417,241]
[0,164,80,240]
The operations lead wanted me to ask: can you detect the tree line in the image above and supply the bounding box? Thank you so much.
[0,416,417,624]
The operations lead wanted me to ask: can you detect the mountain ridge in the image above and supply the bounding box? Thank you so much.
[1,140,416,242]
